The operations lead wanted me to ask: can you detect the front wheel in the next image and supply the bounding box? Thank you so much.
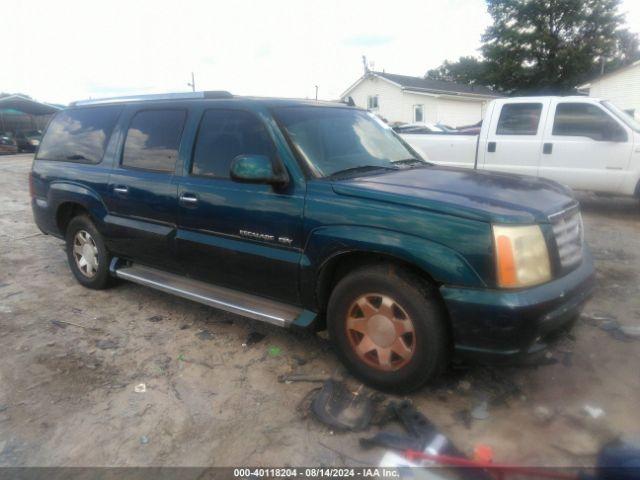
[65,215,113,289]
[327,264,449,392]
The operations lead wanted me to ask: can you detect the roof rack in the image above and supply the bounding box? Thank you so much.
[71,91,233,106]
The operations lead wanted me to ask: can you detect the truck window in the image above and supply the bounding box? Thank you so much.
[122,109,186,172]
[496,103,542,135]
[191,109,274,178]
[553,103,626,141]
[36,106,122,163]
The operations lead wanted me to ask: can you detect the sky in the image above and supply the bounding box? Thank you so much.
[3,0,640,105]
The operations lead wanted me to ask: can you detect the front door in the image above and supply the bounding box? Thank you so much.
[176,108,304,304]
[105,107,186,271]
[538,100,633,192]
[481,100,550,177]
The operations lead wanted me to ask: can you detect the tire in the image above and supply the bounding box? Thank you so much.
[65,215,113,289]
[327,263,448,392]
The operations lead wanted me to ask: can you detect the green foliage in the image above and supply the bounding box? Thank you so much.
[426,0,640,94]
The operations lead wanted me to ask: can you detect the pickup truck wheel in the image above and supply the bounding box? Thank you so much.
[327,264,448,392]
[65,215,113,289]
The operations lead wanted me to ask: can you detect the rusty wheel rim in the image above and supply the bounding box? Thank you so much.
[345,293,416,372]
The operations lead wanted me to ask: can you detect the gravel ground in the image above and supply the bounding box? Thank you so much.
[1,153,639,468]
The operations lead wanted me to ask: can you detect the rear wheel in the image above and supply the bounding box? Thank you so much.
[327,263,448,392]
[65,215,113,289]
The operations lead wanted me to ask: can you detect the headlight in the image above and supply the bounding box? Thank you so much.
[493,224,551,288]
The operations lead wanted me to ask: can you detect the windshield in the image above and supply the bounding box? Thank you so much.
[273,106,426,177]
[601,101,640,133]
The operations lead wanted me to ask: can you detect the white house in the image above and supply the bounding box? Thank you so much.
[340,71,501,127]
[578,60,640,120]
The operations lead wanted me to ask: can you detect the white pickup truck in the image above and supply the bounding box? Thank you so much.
[401,96,640,198]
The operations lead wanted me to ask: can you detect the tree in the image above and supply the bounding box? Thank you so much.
[427,0,640,94]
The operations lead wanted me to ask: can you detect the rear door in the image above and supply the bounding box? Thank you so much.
[105,107,187,270]
[481,99,550,177]
[538,99,633,192]
[175,107,304,304]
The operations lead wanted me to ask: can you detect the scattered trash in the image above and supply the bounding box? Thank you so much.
[278,373,329,383]
[583,404,605,419]
[196,330,214,341]
[177,354,185,362]
[311,380,373,431]
[620,325,640,339]
[147,315,163,323]
[267,346,282,357]
[139,435,149,445]
[473,444,494,463]
[533,405,555,424]
[243,331,266,346]
[96,339,119,350]
[582,311,617,324]
[134,383,146,393]
[471,400,490,420]
[0,404,7,413]
[292,355,307,366]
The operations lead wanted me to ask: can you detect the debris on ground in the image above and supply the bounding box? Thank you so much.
[310,380,373,431]
[243,331,266,346]
[196,329,214,341]
[147,315,163,323]
[471,400,490,421]
[292,355,308,366]
[533,405,555,424]
[139,435,149,445]
[278,373,329,383]
[96,339,119,350]
[583,404,606,419]
[134,383,146,393]
[452,409,473,429]
[267,346,282,357]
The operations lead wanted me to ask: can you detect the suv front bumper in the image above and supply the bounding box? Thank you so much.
[440,247,595,362]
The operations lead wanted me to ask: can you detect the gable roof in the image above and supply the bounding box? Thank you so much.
[578,60,640,89]
[0,95,63,115]
[341,71,500,99]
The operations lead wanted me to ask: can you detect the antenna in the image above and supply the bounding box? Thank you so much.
[362,55,369,74]
[188,72,196,92]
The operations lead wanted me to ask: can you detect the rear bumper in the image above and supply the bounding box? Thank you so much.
[441,247,595,362]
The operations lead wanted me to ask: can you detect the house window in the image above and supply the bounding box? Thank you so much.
[413,105,424,123]
[367,95,379,110]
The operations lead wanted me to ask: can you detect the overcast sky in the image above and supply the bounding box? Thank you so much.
[3,0,640,105]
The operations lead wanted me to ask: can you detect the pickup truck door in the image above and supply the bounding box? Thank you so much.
[175,108,304,305]
[538,100,633,192]
[481,99,550,177]
[105,107,186,271]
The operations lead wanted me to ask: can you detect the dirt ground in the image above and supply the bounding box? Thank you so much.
[1,153,639,468]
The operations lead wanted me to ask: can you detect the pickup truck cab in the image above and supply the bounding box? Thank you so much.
[31,92,594,391]
[402,96,640,198]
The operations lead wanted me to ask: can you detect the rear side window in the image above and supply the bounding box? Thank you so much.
[191,109,274,178]
[36,107,122,163]
[552,103,626,141]
[122,109,186,172]
[496,103,542,135]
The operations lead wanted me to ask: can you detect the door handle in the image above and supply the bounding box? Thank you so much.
[543,142,553,154]
[113,185,129,194]
[179,193,199,205]
[487,141,496,153]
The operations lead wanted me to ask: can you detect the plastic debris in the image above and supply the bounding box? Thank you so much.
[278,373,329,383]
[147,315,163,323]
[620,325,640,339]
[533,405,555,424]
[583,404,605,419]
[134,383,146,393]
[473,444,494,463]
[244,331,266,346]
[471,401,490,420]
[177,354,185,361]
[140,435,149,445]
[267,346,282,357]
[311,380,373,431]
[196,330,214,341]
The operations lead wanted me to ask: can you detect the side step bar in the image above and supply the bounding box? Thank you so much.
[112,261,315,328]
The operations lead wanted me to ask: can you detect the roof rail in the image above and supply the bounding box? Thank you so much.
[71,91,233,106]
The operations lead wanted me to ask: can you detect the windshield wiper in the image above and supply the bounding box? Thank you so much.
[328,165,398,179]
[392,158,425,167]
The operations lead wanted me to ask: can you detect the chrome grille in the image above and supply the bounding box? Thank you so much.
[549,205,583,270]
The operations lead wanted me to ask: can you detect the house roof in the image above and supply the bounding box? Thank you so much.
[341,71,500,99]
[578,60,640,89]
[0,95,63,115]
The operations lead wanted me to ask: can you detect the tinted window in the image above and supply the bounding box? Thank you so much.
[37,107,122,163]
[553,103,626,141]
[496,103,542,135]
[191,110,274,178]
[122,109,186,172]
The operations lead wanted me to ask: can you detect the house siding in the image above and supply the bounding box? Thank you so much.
[583,63,640,119]
[345,76,491,126]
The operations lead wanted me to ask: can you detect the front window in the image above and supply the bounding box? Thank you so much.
[273,107,425,178]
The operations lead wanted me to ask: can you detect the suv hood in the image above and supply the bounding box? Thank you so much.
[331,166,577,224]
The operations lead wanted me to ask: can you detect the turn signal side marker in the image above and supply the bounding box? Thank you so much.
[496,235,517,287]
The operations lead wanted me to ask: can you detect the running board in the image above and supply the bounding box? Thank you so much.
[112,262,315,328]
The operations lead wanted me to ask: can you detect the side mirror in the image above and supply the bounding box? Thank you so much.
[229,154,289,187]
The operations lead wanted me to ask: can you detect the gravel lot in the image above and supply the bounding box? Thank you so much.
[1,153,639,468]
